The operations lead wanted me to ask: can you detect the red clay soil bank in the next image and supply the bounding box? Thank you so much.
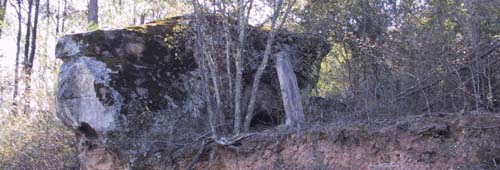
[184,112,500,170]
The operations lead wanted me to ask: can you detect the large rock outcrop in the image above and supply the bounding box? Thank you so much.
[55,15,329,169]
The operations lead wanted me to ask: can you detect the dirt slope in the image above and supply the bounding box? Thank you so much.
[180,112,500,170]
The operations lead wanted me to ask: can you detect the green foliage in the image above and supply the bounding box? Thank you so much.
[88,22,99,31]
[302,0,500,114]
[314,43,351,97]
[0,9,5,29]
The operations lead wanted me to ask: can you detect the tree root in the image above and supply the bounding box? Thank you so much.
[186,133,256,170]
[187,139,209,170]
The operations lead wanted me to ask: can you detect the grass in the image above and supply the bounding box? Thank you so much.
[0,112,78,170]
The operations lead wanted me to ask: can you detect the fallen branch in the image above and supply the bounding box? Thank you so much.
[468,125,500,130]
[214,133,256,146]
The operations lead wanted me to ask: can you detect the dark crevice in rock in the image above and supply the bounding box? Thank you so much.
[78,122,98,140]
[94,82,114,106]
[55,15,330,169]
[250,111,282,130]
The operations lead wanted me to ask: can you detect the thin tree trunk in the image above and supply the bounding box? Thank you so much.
[45,0,51,69]
[465,0,480,109]
[55,0,60,34]
[216,0,233,114]
[192,0,218,138]
[233,0,251,135]
[486,58,494,110]
[132,5,136,25]
[21,0,32,113]
[23,0,33,66]
[29,0,39,66]
[205,38,224,128]
[203,3,225,135]
[223,10,233,114]
[88,0,98,26]
[243,0,295,132]
[23,0,40,115]
[12,0,22,115]
[204,0,226,131]
[140,13,145,24]
[61,0,66,33]
[46,0,50,20]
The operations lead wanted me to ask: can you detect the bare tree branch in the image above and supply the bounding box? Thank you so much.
[243,0,296,132]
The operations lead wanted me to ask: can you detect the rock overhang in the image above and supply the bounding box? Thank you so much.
[54,14,330,169]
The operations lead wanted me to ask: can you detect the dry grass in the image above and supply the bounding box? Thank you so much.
[0,112,78,170]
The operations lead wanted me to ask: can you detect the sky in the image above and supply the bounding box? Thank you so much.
[0,38,17,71]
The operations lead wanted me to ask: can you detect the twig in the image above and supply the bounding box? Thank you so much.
[394,39,500,101]
[468,125,500,130]
[186,139,211,170]
[214,133,256,146]
[185,133,257,170]
[493,158,498,168]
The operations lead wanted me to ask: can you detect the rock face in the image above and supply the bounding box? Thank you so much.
[55,16,500,170]
[55,15,329,169]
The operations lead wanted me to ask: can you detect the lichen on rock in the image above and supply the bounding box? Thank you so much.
[55,15,330,169]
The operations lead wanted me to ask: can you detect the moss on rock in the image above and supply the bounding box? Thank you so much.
[55,15,330,169]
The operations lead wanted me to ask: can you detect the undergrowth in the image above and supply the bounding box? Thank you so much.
[0,112,78,169]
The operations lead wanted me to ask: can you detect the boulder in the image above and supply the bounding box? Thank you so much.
[55,15,330,169]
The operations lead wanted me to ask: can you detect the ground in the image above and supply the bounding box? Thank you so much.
[180,111,500,170]
[2,111,500,169]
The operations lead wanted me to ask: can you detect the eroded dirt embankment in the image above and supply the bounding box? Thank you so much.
[183,112,500,170]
